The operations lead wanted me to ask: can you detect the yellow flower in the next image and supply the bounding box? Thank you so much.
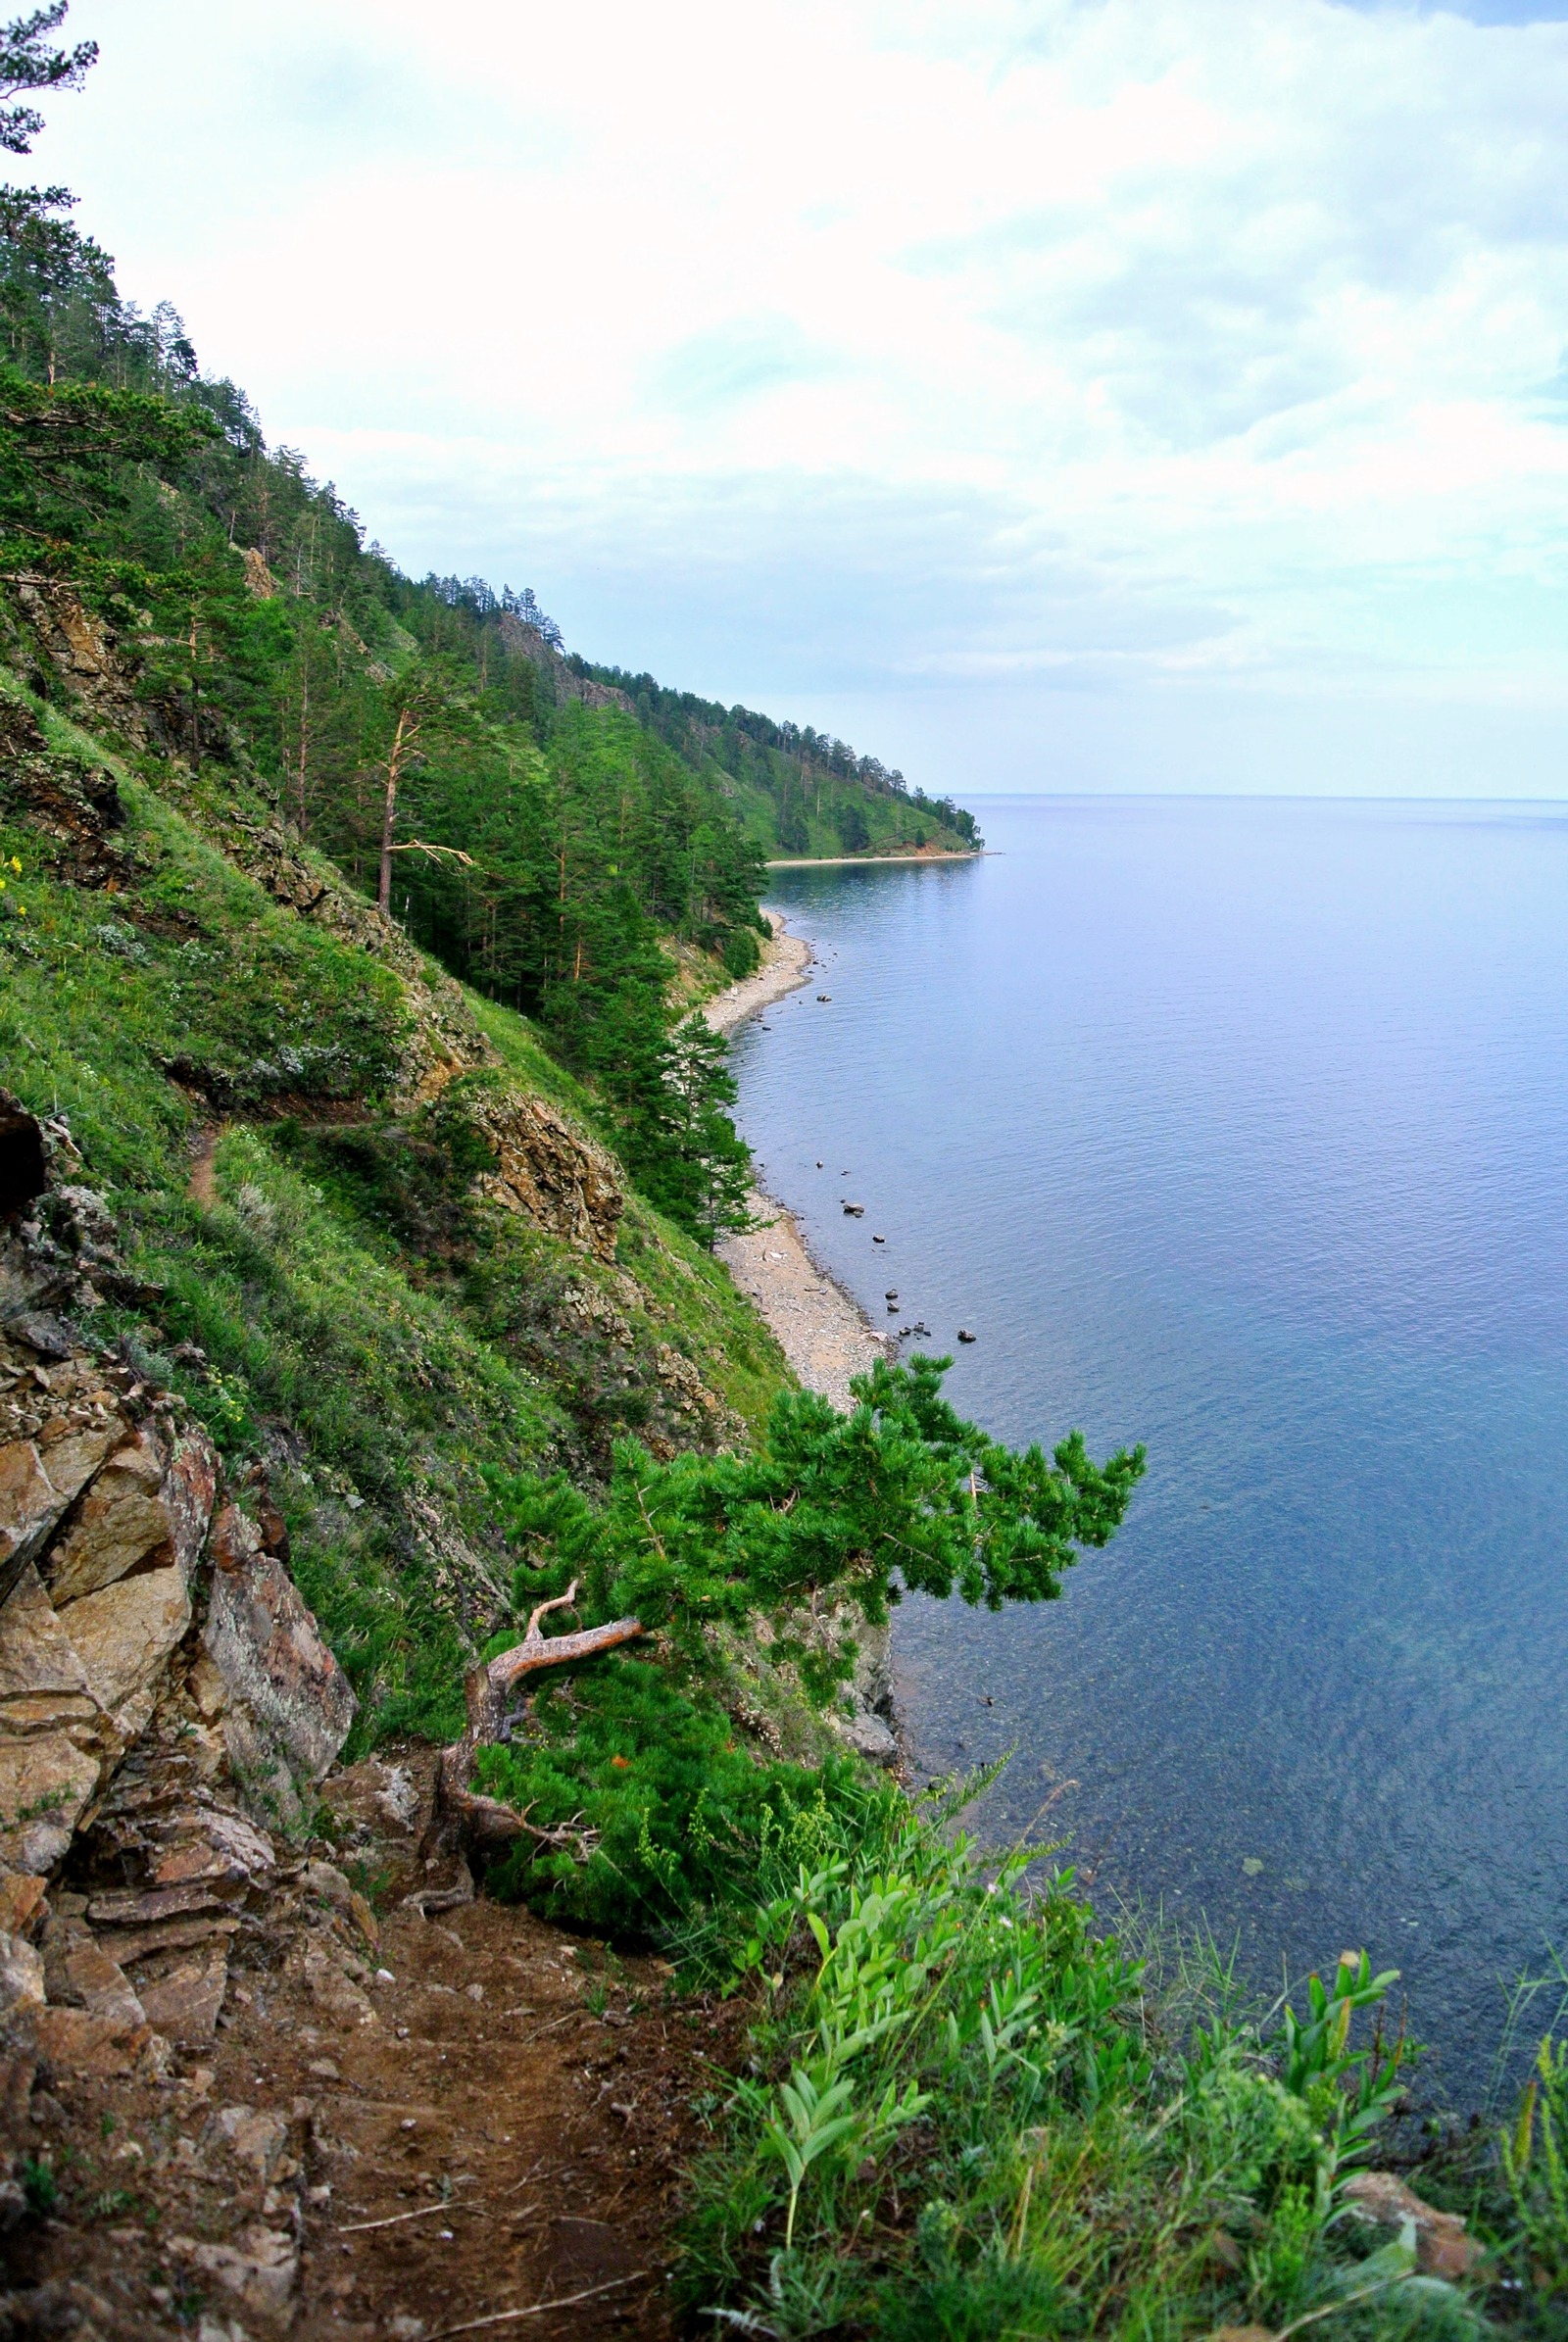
[7,856,18,873]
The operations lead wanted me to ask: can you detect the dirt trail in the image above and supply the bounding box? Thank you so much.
[12,1756,746,2341]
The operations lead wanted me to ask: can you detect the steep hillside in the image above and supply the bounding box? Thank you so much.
[0,636,793,1753]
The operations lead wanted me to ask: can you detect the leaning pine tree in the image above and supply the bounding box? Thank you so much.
[422,1356,1146,1927]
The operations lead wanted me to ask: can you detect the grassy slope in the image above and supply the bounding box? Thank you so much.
[0,676,792,1750]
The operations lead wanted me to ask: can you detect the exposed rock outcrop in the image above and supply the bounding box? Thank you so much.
[466,1086,625,1260]
[0,692,130,891]
[0,1099,357,2119]
[498,610,635,714]
[11,581,150,747]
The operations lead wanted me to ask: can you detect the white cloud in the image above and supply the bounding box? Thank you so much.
[34,0,1568,789]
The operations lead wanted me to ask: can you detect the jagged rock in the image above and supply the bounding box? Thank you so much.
[839,1710,898,1765]
[0,1564,98,1734]
[298,1938,376,2028]
[46,1418,216,1604]
[0,1731,101,1874]
[0,1873,44,1935]
[207,2102,290,2180]
[497,610,634,713]
[172,2220,300,2318]
[202,1503,356,1790]
[92,1912,239,1968]
[86,1878,243,1930]
[14,2001,159,2077]
[56,1565,191,1745]
[466,1088,624,1260]
[13,580,149,746]
[137,1946,227,2043]
[0,1400,122,1615]
[0,1930,44,2019]
[44,1937,144,2028]
[0,692,130,888]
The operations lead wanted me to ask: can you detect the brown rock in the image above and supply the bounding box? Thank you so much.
[300,1940,376,2029]
[0,1731,101,1873]
[57,1564,191,1742]
[25,2002,157,2076]
[319,1752,429,1841]
[1341,2170,1483,2278]
[93,1913,239,1967]
[185,1646,230,1723]
[0,1928,45,2019]
[172,2220,299,2317]
[46,1419,217,1604]
[466,1088,624,1260]
[0,1873,45,1935]
[145,1803,275,1893]
[0,1416,119,1610]
[0,2049,35,2138]
[0,1562,98,1733]
[137,1946,227,2044]
[86,1878,236,1929]
[207,2102,289,2179]
[48,1937,144,2027]
[203,1503,355,1786]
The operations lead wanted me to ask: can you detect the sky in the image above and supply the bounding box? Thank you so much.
[30,0,1568,795]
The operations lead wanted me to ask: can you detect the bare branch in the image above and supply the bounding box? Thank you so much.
[523,1578,580,1644]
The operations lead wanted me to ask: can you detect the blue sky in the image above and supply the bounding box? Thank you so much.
[35,0,1568,795]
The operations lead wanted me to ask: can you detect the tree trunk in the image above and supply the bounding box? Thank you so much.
[377,705,416,915]
[417,1586,646,1888]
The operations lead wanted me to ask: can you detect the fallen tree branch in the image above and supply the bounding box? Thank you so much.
[428,2272,649,2338]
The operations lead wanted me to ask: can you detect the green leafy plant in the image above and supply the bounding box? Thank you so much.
[1501,2033,1568,2300]
[20,2155,58,2214]
[1278,1949,1409,2184]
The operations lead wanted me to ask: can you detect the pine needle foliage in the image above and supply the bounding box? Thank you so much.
[475,1659,866,1931]
[484,1352,1148,1683]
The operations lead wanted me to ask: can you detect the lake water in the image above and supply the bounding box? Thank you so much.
[731,796,1568,2102]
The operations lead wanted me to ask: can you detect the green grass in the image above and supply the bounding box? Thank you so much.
[0,682,791,1745]
[672,1780,1485,2342]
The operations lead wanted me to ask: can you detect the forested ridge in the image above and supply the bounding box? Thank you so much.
[0,23,975,1239]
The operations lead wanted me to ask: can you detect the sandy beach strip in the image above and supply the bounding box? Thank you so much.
[706,916,888,1410]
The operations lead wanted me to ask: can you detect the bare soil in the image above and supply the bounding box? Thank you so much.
[5,1792,748,2341]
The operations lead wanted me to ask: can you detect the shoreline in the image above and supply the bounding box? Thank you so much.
[704,914,889,1410]
[707,917,899,1761]
[763,850,986,868]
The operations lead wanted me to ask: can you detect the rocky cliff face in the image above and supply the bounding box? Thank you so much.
[0,1099,359,2263]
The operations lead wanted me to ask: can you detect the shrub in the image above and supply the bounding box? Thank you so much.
[475,1656,866,1931]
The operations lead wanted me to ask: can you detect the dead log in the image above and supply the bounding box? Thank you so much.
[416,1582,645,1887]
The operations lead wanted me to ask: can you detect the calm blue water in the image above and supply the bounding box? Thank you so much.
[731,796,1568,2100]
